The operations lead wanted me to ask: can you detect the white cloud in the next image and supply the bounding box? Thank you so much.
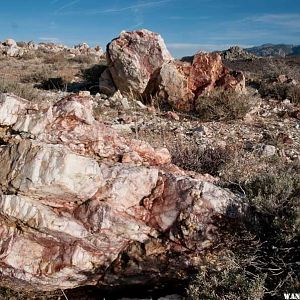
[56,0,171,15]
[55,0,81,14]
[247,14,300,29]
[39,37,61,43]
[100,0,171,13]
[167,16,209,20]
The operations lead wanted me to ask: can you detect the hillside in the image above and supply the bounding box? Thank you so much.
[0,31,299,300]
[246,43,300,57]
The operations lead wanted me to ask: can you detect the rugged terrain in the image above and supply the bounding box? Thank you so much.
[0,31,299,299]
[246,43,300,57]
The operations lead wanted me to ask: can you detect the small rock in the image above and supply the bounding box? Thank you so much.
[166,111,180,121]
[147,106,156,114]
[121,151,143,164]
[110,90,123,102]
[79,91,90,97]
[244,141,254,151]
[104,100,110,107]
[277,133,293,145]
[261,145,276,157]
[285,149,299,160]
[118,115,133,124]
[135,100,147,109]
[277,74,288,83]
[4,38,17,47]
[112,123,133,134]
[216,141,227,148]
[193,125,208,135]
[282,99,291,105]
[121,98,130,110]
[289,79,298,86]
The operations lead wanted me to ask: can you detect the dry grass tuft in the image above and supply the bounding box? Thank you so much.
[69,54,98,65]
[20,66,55,83]
[170,139,234,176]
[43,52,67,65]
[0,78,42,101]
[195,89,251,121]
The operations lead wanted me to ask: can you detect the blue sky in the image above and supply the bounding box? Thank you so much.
[0,0,299,57]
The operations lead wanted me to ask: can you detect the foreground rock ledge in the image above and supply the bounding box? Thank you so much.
[0,93,243,291]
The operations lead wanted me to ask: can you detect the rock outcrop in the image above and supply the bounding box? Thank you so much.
[220,46,257,61]
[105,30,245,112]
[0,38,24,57]
[146,52,246,111]
[0,93,243,291]
[0,38,104,59]
[106,29,173,95]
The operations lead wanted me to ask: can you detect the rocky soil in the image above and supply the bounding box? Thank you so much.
[0,31,299,300]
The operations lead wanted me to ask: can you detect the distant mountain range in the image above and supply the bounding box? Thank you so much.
[245,44,300,57]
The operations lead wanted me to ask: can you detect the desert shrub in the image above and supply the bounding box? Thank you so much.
[69,54,97,64]
[20,51,36,60]
[16,41,27,48]
[259,81,300,103]
[188,160,300,299]
[259,81,288,100]
[39,77,67,91]
[187,246,266,300]
[43,52,66,64]
[195,89,251,121]
[169,139,234,176]
[21,66,54,83]
[286,85,300,104]
[243,163,300,296]
[268,59,300,81]
[0,78,41,101]
[35,49,49,60]
[225,57,300,89]
[244,162,300,242]
[81,64,107,84]
[0,287,62,300]
[77,64,106,94]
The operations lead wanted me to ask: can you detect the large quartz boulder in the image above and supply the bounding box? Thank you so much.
[0,93,243,291]
[106,29,173,95]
